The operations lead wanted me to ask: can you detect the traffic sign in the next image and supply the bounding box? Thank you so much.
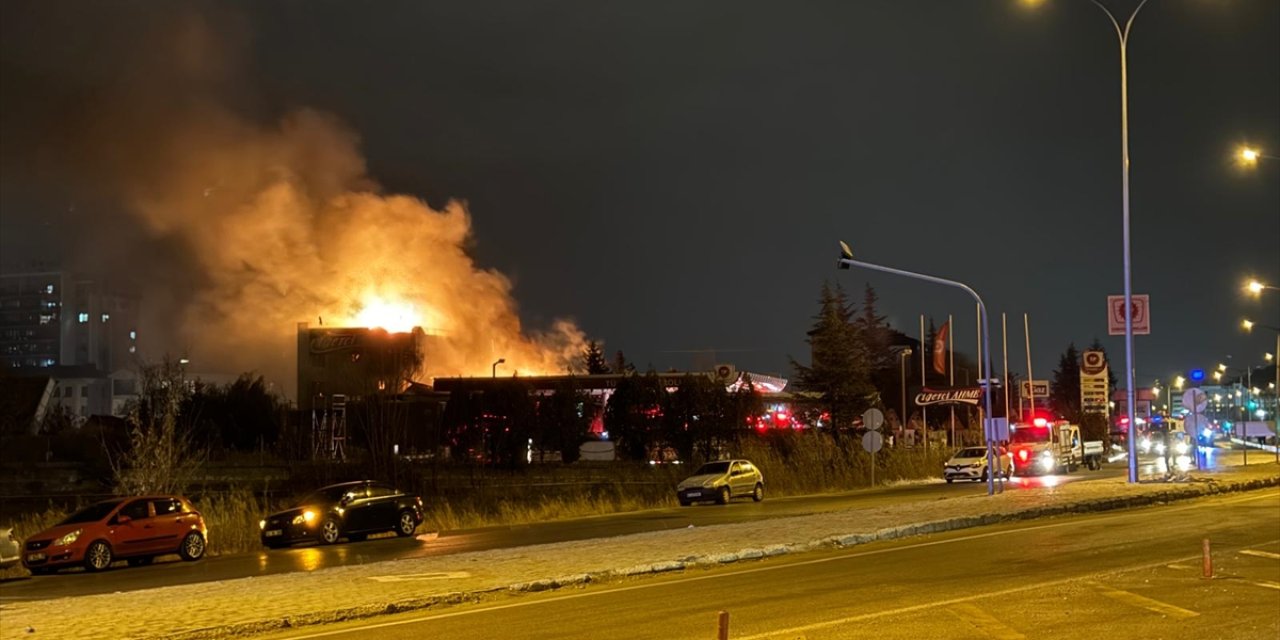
[1107,294,1151,335]
[861,431,884,454]
[862,408,885,431]
[1182,388,1208,413]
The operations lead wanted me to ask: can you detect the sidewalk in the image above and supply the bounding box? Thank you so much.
[2,460,1278,640]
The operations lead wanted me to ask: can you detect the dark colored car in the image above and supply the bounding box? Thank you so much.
[259,480,424,548]
[21,496,207,574]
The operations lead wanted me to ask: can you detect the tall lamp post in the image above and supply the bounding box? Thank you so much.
[492,358,505,378]
[1083,0,1153,484]
[838,241,999,496]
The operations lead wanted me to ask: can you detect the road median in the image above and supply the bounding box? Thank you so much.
[3,464,1277,640]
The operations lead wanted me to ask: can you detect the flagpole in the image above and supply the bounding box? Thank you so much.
[975,304,983,451]
[919,314,928,451]
[949,313,955,448]
[1024,313,1036,420]
[1002,312,1011,432]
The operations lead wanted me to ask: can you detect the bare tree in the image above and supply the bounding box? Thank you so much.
[110,358,205,495]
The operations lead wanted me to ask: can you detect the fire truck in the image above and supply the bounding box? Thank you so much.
[1008,418,1105,475]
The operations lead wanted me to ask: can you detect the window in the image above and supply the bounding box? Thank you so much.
[77,312,88,323]
[129,345,136,354]
[368,484,396,498]
[45,284,54,294]
[151,498,182,515]
[117,500,150,522]
[64,386,73,397]
[101,313,110,323]
[81,386,88,398]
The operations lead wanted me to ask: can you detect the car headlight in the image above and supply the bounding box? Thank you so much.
[292,510,317,525]
[259,519,266,530]
[55,529,82,546]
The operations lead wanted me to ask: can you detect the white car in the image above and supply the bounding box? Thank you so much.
[944,447,1013,483]
[0,527,20,570]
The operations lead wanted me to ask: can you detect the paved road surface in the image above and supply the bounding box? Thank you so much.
[258,488,1280,640]
[0,464,1124,601]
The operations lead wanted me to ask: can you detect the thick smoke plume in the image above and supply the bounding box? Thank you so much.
[0,4,585,396]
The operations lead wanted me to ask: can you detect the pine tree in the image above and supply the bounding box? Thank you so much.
[855,283,893,373]
[1049,343,1082,422]
[613,350,636,375]
[790,282,877,436]
[581,340,610,375]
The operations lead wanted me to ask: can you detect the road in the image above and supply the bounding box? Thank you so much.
[0,464,1124,602]
[258,488,1280,640]
[0,448,1256,603]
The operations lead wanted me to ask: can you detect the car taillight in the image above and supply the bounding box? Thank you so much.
[1018,450,1028,462]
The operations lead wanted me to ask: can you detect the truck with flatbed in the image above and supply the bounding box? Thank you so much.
[1008,418,1104,475]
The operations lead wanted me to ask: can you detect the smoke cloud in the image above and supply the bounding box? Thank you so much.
[0,3,585,396]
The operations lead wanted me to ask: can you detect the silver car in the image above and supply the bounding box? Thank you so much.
[676,459,764,506]
[0,527,20,570]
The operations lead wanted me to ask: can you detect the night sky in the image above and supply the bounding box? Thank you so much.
[2,0,1277,391]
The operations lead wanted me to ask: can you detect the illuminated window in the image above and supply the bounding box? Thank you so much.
[39,314,53,325]
[129,346,136,354]
[77,312,88,323]
[101,313,110,323]
[129,330,137,340]
[46,284,54,294]
[377,380,387,391]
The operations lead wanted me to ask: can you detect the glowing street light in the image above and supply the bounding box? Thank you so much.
[1246,280,1279,297]
[1173,375,1185,390]
[1239,146,1279,166]
[492,358,506,378]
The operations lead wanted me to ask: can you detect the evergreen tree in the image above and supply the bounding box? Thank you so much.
[854,283,893,373]
[603,372,665,460]
[581,340,611,375]
[1049,343,1082,422]
[790,282,876,437]
[613,350,636,375]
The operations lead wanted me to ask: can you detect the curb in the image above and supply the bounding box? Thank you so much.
[165,474,1278,640]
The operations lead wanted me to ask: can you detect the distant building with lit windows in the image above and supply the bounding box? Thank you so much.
[0,270,140,371]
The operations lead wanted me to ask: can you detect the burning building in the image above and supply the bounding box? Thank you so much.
[296,321,431,413]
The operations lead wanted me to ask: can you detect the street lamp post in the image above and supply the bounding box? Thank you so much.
[492,358,505,378]
[838,242,1000,496]
[1083,0,1152,484]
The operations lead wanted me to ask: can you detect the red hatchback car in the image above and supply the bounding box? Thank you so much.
[22,495,208,574]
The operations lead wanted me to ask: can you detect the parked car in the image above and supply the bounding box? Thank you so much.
[1,527,20,570]
[259,480,424,548]
[944,447,1013,483]
[21,496,207,574]
[676,459,764,506]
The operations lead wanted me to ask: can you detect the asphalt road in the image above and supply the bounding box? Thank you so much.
[0,464,1124,602]
[258,488,1280,640]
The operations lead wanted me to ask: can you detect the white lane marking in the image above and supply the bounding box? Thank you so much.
[279,490,1280,640]
[1092,583,1199,619]
[947,602,1026,640]
[1239,549,1280,560]
[1247,580,1280,590]
[368,572,470,583]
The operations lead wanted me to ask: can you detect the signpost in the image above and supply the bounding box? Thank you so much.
[862,408,885,486]
[1080,350,1110,417]
[1107,294,1151,335]
[1020,380,1050,399]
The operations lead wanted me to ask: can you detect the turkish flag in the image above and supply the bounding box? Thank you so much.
[932,320,949,375]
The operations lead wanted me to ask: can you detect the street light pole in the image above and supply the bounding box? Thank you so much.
[838,242,999,496]
[492,358,505,378]
[1089,0,1151,484]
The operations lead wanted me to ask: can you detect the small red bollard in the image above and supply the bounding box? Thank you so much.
[1202,538,1213,579]
[717,610,730,640]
